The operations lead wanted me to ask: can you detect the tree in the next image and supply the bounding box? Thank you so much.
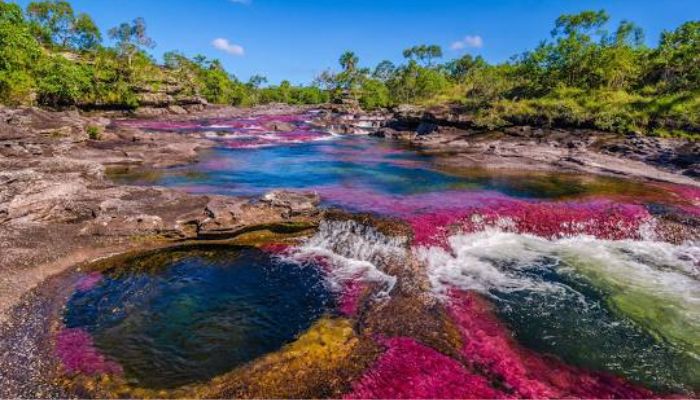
[70,13,101,50]
[0,2,42,104]
[108,17,155,67]
[403,45,443,67]
[26,0,73,46]
[360,78,390,109]
[336,51,366,92]
[26,1,101,50]
[247,74,268,89]
[552,10,609,38]
[373,60,396,82]
[339,51,359,73]
[649,21,700,91]
[596,21,646,90]
[444,54,487,81]
[36,55,90,106]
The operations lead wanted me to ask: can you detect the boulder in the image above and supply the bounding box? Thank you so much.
[261,190,320,216]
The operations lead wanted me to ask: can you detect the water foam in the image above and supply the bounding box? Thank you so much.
[418,229,700,359]
[285,220,401,297]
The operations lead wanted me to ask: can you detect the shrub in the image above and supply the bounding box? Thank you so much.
[86,125,101,140]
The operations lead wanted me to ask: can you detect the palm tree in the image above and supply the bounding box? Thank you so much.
[339,51,359,73]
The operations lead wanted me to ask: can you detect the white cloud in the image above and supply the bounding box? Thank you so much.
[450,35,484,50]
[212,38,245,56]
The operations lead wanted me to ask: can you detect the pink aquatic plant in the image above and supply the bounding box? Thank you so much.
[54,328,122,376]
[315,186,653,245]
[337,280,366,317]
[446,290,653,399]
[260,243,293,254]
[114,114,332,149]
[345,336,504,399]
[75,272,103,292]
[408,198,652,246]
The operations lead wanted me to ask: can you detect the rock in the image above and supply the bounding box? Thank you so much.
[416,122,438,136]
[265,121,295,132]
[167,105,188,115]
[137,92,175,107]
[133,107,170,118]
[261,190,320,216]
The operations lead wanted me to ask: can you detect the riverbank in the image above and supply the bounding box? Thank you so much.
[368,104,699,184]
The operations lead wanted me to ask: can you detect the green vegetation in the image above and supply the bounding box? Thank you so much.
[0,0,324,110]
[86,125,100,140]
[320,11,698,137]
[0,1,697,136]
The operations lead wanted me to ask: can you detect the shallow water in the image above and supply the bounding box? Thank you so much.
[63,247,333,389]
[109,135,674,203]
[66,113,700,395]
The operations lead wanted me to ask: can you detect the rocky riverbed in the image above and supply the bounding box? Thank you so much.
[1,103,698,398]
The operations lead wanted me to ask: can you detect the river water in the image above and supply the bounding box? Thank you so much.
[61,112,699,396]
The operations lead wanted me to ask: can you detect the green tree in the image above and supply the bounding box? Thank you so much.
[36,54,90,106]
[649,21,700,91]
[70,13,101,50]
[26,0,73,46]
[247,74,268,89]
[108,17,155,67]
[26,0,101,50]
[336,51,366,92]
[596,21,646,89]
[403,44,443,67]
[444,54,487,82]
[339,51,359,73]
[372,60,396,82]
[0,2,42,104]
[360,78,390,109]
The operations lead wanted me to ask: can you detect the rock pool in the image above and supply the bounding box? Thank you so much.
[61,246,333,389]
[53,112,700,397]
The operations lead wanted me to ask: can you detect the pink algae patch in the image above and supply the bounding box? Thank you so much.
[408,198,652,247]
[316,186,652,246]
[55,328,122,376]
[345,336,504,399]
[653,183,700,217]
[115,114,331,149]
[260,243,293,254]
[337,280,366,317]
[447,291,653,399]
[75,272,103,292]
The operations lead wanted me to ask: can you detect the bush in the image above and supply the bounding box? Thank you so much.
[359,79,390,109]
[86,125,101,140]
[36,55,90,106]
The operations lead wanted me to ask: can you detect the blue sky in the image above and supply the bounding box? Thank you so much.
[11,0,700,84]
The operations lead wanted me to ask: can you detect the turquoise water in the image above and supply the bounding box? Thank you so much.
[108,135,664,203]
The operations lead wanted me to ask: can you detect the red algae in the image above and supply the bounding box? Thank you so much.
[260,243,293,254]
[115,114,331,149]
[315,186,652,246]
[55,328,122,376]
[345,336,504,399]
[446,290,654,399]
[337,280,366,317]
[408,198,652,246]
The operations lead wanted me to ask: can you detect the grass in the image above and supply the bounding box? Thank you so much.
[452,87,700,139]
